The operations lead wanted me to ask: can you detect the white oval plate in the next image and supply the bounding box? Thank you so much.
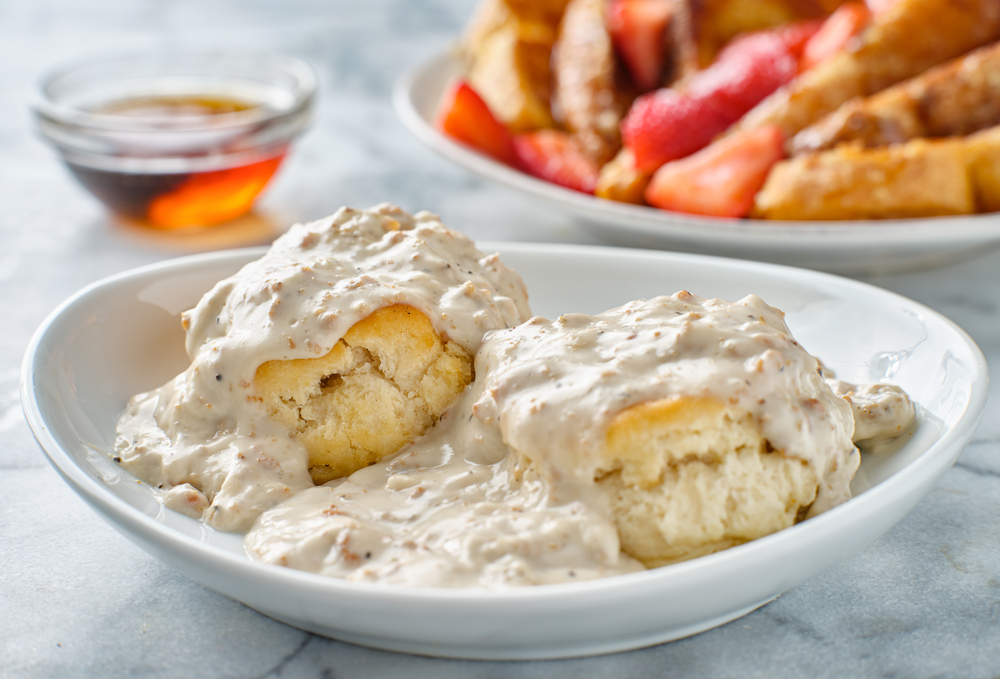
[394,52,1000,275]
[22,243,987,660]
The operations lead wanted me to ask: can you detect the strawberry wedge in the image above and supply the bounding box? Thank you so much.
[607,0,674,92]
[436,80,519,166]
[622,23,816,173]
[715,19,823,62]
[800,2,871,71]
[687,32,801,127]
[621,90,733,173]
[645,126,785,217]
[513,130,601,194]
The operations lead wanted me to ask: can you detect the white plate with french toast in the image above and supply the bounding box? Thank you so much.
[395,51,1000,276]
[22,239,987,659]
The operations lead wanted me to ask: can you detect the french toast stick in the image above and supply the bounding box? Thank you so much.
[552,0,631,164]
[666,0,702,85]
[752,139,974,220]
[459,0,571,131]
[966,125,1000,213]
[595,149,651,203]
[792,41,1000,154]
[733,0,1000,139]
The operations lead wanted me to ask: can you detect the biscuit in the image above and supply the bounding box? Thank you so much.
[479,294,855,568]
[255,304,473,484]
[596,396,819,566]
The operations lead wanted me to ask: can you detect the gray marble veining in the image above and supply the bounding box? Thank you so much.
[1,0,998,677]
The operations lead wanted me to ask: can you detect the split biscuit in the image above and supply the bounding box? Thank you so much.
[255,305,473,484]
[459,0,570,131]
[596,396,819,567]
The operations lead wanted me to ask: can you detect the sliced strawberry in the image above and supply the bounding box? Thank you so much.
[621,89,732,173]
[606,0,674,92]
[716,19,823,62]
[645,126,785,217]
[436,80,519,166]
[774,19,826,58]
[512,130,601,194]
[800,2,871,71]
[689,35,799,125]
[622,22,812,174]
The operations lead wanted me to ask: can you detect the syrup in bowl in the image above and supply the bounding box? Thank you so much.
[34,52,315,230]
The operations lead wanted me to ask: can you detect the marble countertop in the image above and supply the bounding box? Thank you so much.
[2,0,998,676]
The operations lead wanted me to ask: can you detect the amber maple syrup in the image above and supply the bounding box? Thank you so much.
[66,95,286,229]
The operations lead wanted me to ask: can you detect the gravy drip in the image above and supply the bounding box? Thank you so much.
[829,380,917,445]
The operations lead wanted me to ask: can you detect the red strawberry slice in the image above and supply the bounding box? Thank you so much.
[621,22,814,174]
[606,0,674,92]
[716,19,823,62]
[645,125,785,217]
[512,130,601,194]
[436,80,519,166]
[800,2,871,71]
[689,38,798,125]
[621,89,733,173]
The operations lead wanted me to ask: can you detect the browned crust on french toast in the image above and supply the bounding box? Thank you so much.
[733,0,1000,139]
[459,0,572,131]
[966,125,1000,213]
[752,139,975,220]
[551,0,632,164]
[792,41,1000,154]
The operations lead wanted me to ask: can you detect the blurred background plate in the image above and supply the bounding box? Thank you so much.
[394,52,1000,276]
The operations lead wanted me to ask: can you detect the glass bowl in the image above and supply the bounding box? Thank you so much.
[33,51,316,229]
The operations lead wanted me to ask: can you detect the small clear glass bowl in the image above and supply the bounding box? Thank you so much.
[32,51,316,229]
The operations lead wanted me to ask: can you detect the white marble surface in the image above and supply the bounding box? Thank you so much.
[2,0,998,676]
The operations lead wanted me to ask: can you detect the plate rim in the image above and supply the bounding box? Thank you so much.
[20,241,989,608]
[393,51,1000,249]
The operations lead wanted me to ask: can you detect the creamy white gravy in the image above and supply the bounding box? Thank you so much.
[245,382,645,586]
[475,292,859,515]
[246,292,912,587]
[115,205,531,532]
[828,380,916,445]
[116,206,915,588]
